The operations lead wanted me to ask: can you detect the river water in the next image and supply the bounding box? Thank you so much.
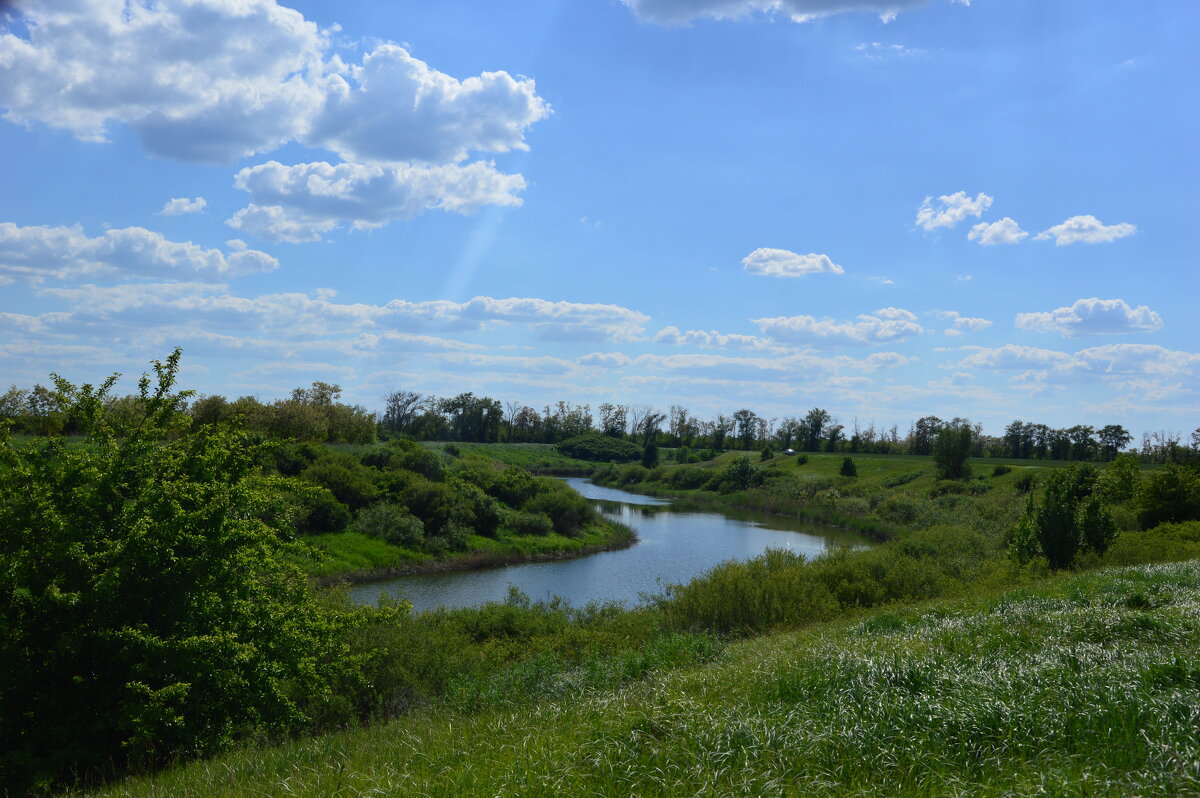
[348,478,872,611]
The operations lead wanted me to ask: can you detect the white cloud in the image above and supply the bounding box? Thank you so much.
[1034,215,1137,245]
[967,217,1027,245]
[855,42,927,60]
[742,248,844,278]
[0,222,278,283]
[621,0,935,25]
[953,343,1199,381]
[753,307,923,346]
[915,191,993,231]
[0,1,548,166]
[308,44,549,165]
[654,326,784,352]
[226,160,526,241]
[38,284,650,343]
[578,352,632,368]
[1015,298,1163,337]
[933,310,993,336]
[160,197,207,216]
[954,344,1075,371]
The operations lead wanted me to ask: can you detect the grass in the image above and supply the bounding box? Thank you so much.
[426,441,597,474]
[87,559,1200,797]
[303,519,637,583]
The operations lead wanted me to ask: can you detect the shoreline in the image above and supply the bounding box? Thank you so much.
[314,526,638,587]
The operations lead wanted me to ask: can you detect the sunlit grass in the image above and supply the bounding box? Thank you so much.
[90,560,1200,797]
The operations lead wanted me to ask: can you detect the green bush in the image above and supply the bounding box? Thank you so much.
[355,502,425,547]
[793,453,809,466]
[992,465,1012,477]
[840,457,858,478]
[0,352,357,791]
[1009,464,1117,569]
[641,441,659,468]
[556,433,642,462]
[882,470,922,488]
[760,446,774,461]
[1014,471,1037,493]
[668,466,711,489]
[505,510,555,536]
[398,447,446,481]
[1136,463,1200,528]
[618,463,649,485]
[716,455,765,493]
[300,459,378,510]
[524,480,596,537]
[401,479,463,536]
[290,481,353,535]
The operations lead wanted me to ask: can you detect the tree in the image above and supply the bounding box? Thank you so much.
[381,390,423,435]
[641,441,659,468]
[840,456,857,477]
[1136,464,1200,528]
[1097,424,1133,461]
[909,416,943,456]
[1010,464,1117,569]
[0,351,356,790]
[933,424,973,480]
[732,408,759,450]
[803,408,830,452]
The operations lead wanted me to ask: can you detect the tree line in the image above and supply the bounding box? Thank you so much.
[2,380,1196,464]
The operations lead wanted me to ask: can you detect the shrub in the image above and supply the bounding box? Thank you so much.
[289,482,353,535]
[443,443,461,457]
[0,352,354,791]
[992,465,1012,477]
[1096,453,1141,504]
[524,481,595,537]
[840,457,857,478]
[489,465,538,507]
[505,510,555,536]
[557,433,642,462]
[356,502,425,547]
[668,466,711,490]
[933,425,972,480]
[760,446,774,461]
[718,455,765,493]
[876,494,922,526]
[449,478,503,537]
[618,464,649,485]
[401,480,463,536]
[1014,471,1037,493]
[300,459,378,510]
[794,453,809,466]
[1009,464,1117,569]
[359,445,396,470]
[398,447,446,481]
[641,442,659,469]
[1136,463,1200,528]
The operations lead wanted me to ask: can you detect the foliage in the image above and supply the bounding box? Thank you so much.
[355,502,425,547]
[991,464,1012,477]
[933,424,972,480]
[760,445,774,461]
[1096,453,1141,504]
[556,432,642,463]
[641,441,659,468]
[505,510,555,536]
[715,455,765,493]
[1135,463,1200,528]
[524,479,597,536]
[0,352,358,792]
[840,456,857,478]
[1009,464,1117,569]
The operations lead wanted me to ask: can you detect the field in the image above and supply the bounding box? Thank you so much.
[84,559,1200,797]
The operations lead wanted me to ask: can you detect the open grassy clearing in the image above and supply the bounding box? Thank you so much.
[87,559,1200,797]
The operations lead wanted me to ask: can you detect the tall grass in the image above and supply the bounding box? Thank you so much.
[86,560,1200,797]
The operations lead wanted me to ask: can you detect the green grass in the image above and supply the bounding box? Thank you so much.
[427,441,597,474]
[88,559,1200,796]
[303,519,636,581]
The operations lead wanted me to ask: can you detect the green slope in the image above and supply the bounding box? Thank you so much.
[90,560,1200,797]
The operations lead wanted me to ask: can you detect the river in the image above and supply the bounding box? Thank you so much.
[348,477,873,611]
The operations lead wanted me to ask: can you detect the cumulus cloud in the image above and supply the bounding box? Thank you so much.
[226,160,526,241]
[933,310,993,337]
[1034,215,1137,245]
[954,344,1075,371]
[953,343,1198,381]
[160,197,207,215]
[1015,298,1163,337]
[0,222,278,283]
[753,307,923,346]
[967,217,1027,245]
[621,0,942,25]
[654,326,784,352]
[915,191,993,231]
[0,1,548,166]
[742,248,844,278]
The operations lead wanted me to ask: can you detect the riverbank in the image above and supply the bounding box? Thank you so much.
[307,518,637,586]
[85,558,1200,797]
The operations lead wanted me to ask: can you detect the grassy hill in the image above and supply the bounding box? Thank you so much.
[85,559,1200,797]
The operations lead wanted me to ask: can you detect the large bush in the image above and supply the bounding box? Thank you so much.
[0,352,356,792]
[556,432,642,462]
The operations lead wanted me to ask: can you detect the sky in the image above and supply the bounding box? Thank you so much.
[0,0,1196,438]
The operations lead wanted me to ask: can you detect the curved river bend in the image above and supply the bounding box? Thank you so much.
[349,478,873,611]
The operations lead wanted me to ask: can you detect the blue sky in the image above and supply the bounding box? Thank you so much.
[1,0,1196,437]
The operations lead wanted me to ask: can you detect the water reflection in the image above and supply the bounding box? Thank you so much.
[348,477,871,612]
